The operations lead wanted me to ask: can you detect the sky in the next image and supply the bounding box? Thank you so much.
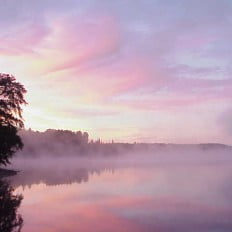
[0,0,232,144]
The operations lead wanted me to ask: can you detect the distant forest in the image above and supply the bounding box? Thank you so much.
[18,129,231,158]
[19,129,139,157]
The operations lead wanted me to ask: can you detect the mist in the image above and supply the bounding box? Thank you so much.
[8,134,232,189]
[3,130,232,232]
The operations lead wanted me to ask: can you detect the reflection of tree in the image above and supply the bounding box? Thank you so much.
[0,179,23,232]
[0,74,25,231]
[11,167,105,188]
[10,162,115,188]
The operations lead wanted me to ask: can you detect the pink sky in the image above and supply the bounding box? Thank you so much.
[0,0,232,144]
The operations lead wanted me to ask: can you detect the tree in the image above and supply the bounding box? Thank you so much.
[0,73,27,166]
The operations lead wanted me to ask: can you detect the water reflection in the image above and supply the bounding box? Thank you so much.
[6,153,232,232]
[0,179,23,232]
[9,159,114,188]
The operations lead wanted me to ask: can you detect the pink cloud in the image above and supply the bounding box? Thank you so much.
[0,23,48,55]
[44,14,121,73]
[0,0,231,143]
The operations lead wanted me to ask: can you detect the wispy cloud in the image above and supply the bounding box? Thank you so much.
[0,0,231,143]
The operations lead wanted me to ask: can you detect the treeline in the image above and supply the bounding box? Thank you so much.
[18,129,138,157]
[17,129,231,158]
[19,129,89,156]
[20,129,89,146]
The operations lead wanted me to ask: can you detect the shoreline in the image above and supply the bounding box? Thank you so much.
[0,168,18,178]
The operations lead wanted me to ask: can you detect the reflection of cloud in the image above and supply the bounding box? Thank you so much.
[12,152,232,232]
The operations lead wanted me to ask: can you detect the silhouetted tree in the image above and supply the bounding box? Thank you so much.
[0,73,27,166]
[0,179,23,232]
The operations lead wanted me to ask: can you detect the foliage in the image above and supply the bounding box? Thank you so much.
[0,73,27,166]
[0,127,23,166]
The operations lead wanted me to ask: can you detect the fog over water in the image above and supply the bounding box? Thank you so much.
[4,146,232,232]
[1,0,232,231]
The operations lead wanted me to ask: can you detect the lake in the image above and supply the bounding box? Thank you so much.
[5,149,232,232]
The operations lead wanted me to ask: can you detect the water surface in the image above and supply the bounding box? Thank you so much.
[7,151,232,232]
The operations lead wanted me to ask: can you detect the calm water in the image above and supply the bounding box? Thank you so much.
[6,151,232,232]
